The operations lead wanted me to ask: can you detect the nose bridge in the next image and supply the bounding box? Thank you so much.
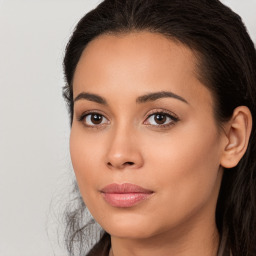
[106,121,144,170]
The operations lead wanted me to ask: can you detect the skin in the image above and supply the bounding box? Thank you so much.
[70,32,250,256]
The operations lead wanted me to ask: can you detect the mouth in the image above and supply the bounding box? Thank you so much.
[100,183,154,208]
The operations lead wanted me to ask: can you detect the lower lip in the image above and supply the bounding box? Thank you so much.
[102,192,153,208]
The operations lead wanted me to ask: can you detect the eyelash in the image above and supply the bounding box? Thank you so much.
[77,110,109,129]
[77,109,180,129]
[144,110,180,128]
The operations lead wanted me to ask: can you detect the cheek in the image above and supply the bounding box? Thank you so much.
[69,126,104,202]
[143,123,221,221]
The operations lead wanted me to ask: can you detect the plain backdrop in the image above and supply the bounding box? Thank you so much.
[0,1,255,255]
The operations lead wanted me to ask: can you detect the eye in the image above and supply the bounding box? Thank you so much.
[79,112,109,127]
[144,111,179,127]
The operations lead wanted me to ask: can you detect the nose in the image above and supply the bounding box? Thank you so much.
[105,127,144,170]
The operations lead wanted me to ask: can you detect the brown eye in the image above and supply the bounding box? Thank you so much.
[145,112,178,127]
[154,114,167,124]
[83,113,108,126]
[90,114,103,124]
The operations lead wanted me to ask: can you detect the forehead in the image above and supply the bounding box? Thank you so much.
[73,31,213,110]
[74,31,198,84]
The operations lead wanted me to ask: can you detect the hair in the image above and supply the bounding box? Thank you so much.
[62,0,256,255]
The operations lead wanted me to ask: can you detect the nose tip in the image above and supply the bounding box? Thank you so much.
[105,137,144,170]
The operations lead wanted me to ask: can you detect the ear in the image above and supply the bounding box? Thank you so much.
[220,106,252,169]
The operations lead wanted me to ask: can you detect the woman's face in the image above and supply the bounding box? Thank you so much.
[70,32,226,239]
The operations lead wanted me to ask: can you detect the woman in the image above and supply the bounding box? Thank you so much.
[62,0,256,255]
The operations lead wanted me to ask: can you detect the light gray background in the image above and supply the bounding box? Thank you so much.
[0,1,255,255]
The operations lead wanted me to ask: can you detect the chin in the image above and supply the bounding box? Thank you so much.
[105,225,156,239]
[96,211,162,239]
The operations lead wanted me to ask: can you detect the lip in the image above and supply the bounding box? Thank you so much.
[100,183,154,208]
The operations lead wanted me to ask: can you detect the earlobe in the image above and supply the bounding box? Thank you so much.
[220,106,252,169]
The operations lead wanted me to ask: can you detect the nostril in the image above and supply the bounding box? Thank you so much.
[107,161,135,168]
[125,162,134,166]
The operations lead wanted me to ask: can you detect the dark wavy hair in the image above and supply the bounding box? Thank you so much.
[62,0,256,255]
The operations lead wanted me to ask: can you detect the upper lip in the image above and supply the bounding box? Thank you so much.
[100,183,153,194]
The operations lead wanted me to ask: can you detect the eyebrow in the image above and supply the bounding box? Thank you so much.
[136,91,188,104]
[73,91,188,105]
[74,92,107,105]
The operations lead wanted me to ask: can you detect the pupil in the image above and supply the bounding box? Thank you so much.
[154,114,166,124]
[91,114,102,124]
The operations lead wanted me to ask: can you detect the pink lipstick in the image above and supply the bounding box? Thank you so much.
[100,183,153,208]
